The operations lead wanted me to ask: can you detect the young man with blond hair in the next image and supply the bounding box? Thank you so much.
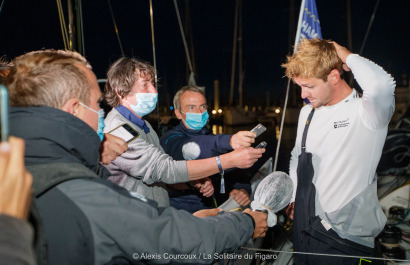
[283,39,395,264]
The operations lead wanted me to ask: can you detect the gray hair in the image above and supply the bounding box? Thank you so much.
[173,85,205,110]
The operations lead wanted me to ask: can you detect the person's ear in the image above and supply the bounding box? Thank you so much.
[175,109,183,120]
[328,69,341,84]
[62,98,81,117]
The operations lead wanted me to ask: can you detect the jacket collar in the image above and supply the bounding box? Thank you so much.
[10,106,101,172]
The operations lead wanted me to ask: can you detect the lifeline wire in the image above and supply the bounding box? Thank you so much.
[241,246,410,263]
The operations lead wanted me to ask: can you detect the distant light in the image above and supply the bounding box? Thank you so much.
[218,109,222,114]
[170,106,174,110]
[212,110,217,114]
[275,108,280,114]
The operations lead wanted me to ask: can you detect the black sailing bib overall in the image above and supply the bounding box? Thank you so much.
[293,108,316,261]
[292,108,375,265]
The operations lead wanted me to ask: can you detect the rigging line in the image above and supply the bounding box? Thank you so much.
[359,0,381,55]
[173,0,194,75]
[238,0,243,108]
[56,0,69,50]
[273,79,291,171]
[67,0,75,51]
[229,0,239,107]
[77,0,85,56]
[58,0,69,49]
[149,0,160,132]
[241,247,410,263]
[0,0,6,18]
[107,0,124,57]
[184,0,196,74]
[274,0,306,171]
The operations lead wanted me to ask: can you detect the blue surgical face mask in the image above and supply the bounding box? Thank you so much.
[79,102,105,141]
[181,111,209,130]
[127,93,158,117]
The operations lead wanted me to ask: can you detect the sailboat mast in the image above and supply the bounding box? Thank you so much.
[238,0,243,108]
[229,0,239,107]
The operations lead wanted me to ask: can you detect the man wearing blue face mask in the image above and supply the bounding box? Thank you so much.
[7,49,269,265]
[103,57,265,207]
[160,86,256,213]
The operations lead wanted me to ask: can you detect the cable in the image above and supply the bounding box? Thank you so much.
[273,79,291,171]
[0,0,6,18]
[359,0,381,55]
[56,0,69,50]
[107,0,124,57]
[229,0,239,107]
[149,0,160,134]
[173,0,194,76]
[77,0,85,56]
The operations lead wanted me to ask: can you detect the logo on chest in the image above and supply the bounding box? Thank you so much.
[333,118,350,129]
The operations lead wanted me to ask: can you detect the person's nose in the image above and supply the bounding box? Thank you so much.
[149,83,157,93]
[301,87,309,99]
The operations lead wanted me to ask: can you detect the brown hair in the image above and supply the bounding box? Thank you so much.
[6,49,91,108]
[0,57,12,84]
[104,57,156,107]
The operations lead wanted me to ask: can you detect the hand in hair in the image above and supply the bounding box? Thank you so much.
[330,41,352,72]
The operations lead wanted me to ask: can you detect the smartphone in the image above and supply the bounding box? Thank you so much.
[0,85,9,142]
[255,141,267,149]
[109,123,139,143]
[250,123,266,138]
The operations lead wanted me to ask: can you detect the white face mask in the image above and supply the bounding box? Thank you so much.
[125,93,158,117]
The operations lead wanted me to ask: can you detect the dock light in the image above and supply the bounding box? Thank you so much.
[212,110,217,115]
[218,109,222,114]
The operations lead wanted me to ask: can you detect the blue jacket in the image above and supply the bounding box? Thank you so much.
[160,122,251,212]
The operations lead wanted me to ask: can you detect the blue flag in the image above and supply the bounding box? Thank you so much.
[294,0,322,52]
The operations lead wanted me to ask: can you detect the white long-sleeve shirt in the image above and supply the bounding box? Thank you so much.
[289,54,396,214]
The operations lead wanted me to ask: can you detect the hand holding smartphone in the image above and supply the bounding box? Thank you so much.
[255,141,267,149]
[250,123,266,138]
[108,123,140,143]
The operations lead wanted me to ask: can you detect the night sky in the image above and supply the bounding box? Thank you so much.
[1,0,409,109]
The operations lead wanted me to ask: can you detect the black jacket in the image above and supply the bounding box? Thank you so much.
[10,106,255,265]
